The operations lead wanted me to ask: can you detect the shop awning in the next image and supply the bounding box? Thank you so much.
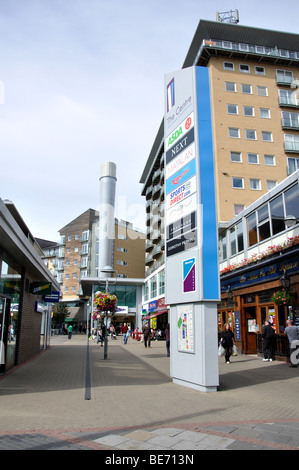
[142,311,167,320]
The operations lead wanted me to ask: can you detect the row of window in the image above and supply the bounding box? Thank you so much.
[231,177,276,191]
[227,104,271,118]
[225,81,268,95]
[230,152,275,165]
[229,127,273,141]
[224,63,295,84]
[224,61,266,74]
[143,270,165,301]
[220,182,299,260]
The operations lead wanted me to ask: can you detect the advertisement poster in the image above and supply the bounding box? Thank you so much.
[177,304,195,353]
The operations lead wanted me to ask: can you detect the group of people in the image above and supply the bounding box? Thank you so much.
[142,322,170,357]
[219,319,299,367]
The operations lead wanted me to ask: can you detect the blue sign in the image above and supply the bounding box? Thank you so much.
[221,257,299,293]
[43,291,60,303]
[234,311,241,341]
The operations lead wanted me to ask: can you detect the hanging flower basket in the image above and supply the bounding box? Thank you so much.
[93,291,118,319]
[272,289,293,306]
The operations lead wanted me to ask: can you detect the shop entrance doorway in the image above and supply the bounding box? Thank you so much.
[245,306,257,354]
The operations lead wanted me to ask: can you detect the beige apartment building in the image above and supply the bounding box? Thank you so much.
[39,209,145,325]
[140,19,299,329]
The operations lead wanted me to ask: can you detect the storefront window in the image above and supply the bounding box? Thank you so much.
[237,221,244,252]
[229,227,237,256]
[270,195,285,235]
[285,184,299,219]
[0,255,22,371]
[258,204,271,241]
[247,212,258,246]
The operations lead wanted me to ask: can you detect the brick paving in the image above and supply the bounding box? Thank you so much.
[0,333,298,451]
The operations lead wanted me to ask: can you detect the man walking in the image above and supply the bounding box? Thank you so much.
[262,320,274,362]
[121,323,128,345]
[142,322,151,348]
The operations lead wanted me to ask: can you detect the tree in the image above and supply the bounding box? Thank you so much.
[52,303,70,326]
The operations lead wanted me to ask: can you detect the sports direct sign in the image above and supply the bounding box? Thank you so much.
[164,66,219,304]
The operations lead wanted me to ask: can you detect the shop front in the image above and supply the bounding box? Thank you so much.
[219,246,299,360]
[142,297,169,337]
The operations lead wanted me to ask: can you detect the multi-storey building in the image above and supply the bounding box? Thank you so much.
[140,19,299,338]
[44,209,145,326]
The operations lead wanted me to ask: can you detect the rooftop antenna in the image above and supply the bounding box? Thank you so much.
[216,9,239,24]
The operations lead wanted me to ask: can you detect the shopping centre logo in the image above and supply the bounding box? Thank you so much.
[166,78,175,112]
[291,340,299,365]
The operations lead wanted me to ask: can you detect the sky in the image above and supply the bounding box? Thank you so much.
[0,0,298,242]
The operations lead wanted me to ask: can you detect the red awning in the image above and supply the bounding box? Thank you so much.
[142,311,167,320]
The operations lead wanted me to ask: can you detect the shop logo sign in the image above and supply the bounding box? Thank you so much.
[166,78,175,112]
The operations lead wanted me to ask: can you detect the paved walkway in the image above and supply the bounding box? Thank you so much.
[0,333,299,451]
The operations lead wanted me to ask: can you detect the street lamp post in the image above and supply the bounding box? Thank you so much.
[101,266,116,360]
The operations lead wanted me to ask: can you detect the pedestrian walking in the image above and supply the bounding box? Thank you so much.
[285,319,299,368]
[220,323,235,363]
[68,324,73,340]
[262,320,275,362]
[165,324,170,357]
[121,323,128,344]
[142,322,151,348]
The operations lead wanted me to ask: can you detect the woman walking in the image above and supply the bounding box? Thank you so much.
[220,323,235,363]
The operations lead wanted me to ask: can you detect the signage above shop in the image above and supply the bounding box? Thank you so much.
[30,282,52,296]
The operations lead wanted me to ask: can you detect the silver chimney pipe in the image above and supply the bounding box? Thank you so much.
[98,162,117,278]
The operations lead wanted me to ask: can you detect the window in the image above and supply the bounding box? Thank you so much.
[248,153,259,164]
[227,104,238,114]
[230,151,242,163]
[276,69,293,85]
[225,81,236,92]
[236,221,244,252]
[81,243,88,254]
[232,177,244,189]
[242,84,252,94]
[270,195,285,235]
[68,235,72,241]
[247,212,257,246]
[224,61,234,71]
[116,260,128,266]
[240,64,250,73]
[229,227,237,256]
[234,204,245,216]
[287,157,299,174]
[244,106,254,116]
[282,111,299,128]
[250,178,261,190]
[81,230,89,241]
[262,131,273,142]
[158,270,165,295]
[229,127,240,138]
[255,66,265,75]
[260,108,270,119]
[150,276,157,298]
[257,86,268,96]
[284,134,299,152]
[219,233,227,261]
[258,204,271,242]
[267,180,277,191]
[279,89,297,106]
[285,184,299,220]
[245,129,257,140]
[264,155,275,166]
[73,273,77,278]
